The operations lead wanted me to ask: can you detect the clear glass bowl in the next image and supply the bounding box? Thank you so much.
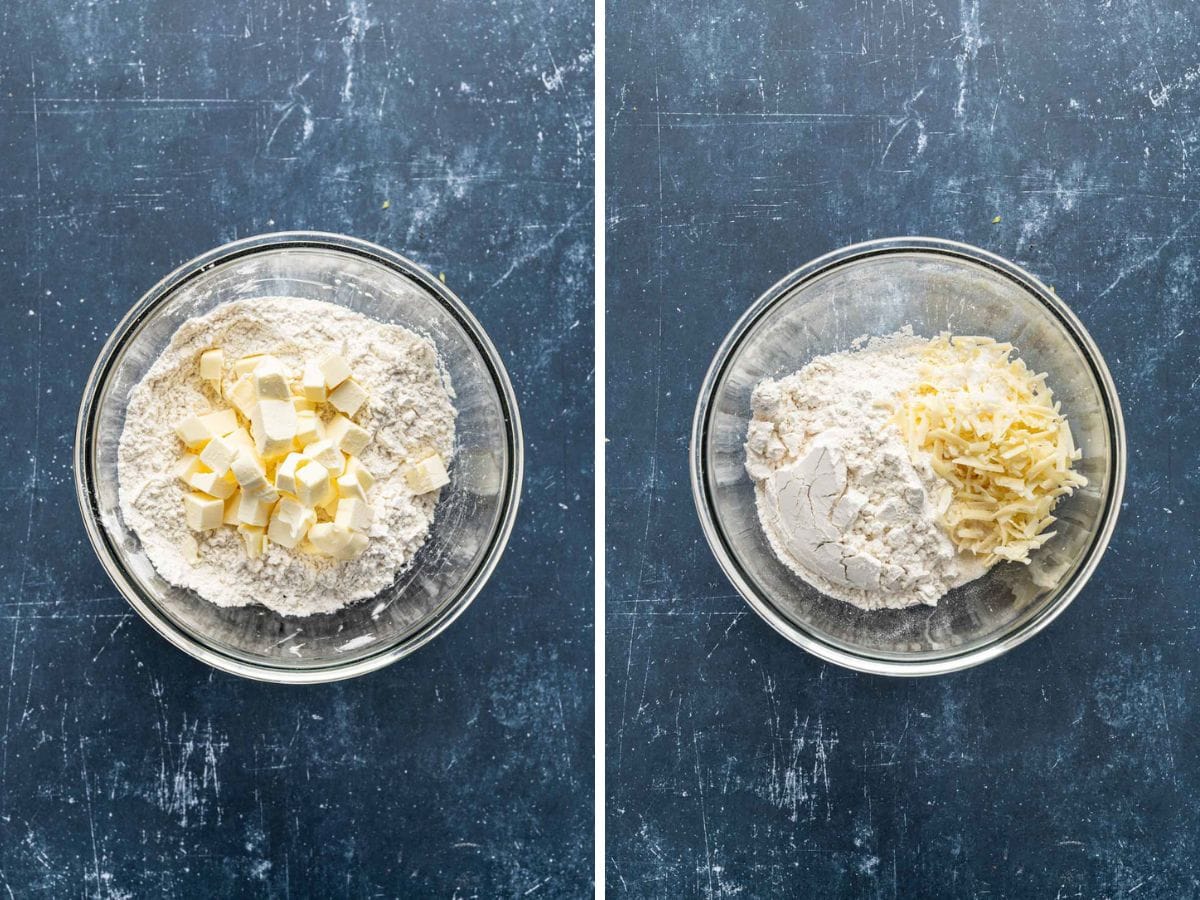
[691,238,1125,676]
[75,233,523,683]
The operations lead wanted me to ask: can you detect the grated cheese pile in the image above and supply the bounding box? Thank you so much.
[895,334,1087,566]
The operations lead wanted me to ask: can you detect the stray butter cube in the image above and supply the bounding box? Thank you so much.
[295,460,332,507]
[237,491,276,527]
[183,492,224,531]
[327,378,368,416]
[175,454,204,484]
[199,348,224,381]
[334,497,373,532]
[274,453,307,495]
[325,414,371,456]
[238,524,267,559]
[252,356,292,402]
[250,398,297,458]
[229,374,258,419]
[267,497,315,549]
[404,453,450,494]
[181,534,200,564]
[301,362,328,401]
[188,469,237,500]
[295,411,324,448]
[307,523,368,559]
[303,439,345,476]
[198,431,239,476]
[318,351,352,389]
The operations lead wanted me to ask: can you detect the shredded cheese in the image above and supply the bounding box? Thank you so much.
[895,334,1087,566]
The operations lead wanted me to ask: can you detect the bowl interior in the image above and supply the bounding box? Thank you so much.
[83,243,516,675]
[701,249,1118,665]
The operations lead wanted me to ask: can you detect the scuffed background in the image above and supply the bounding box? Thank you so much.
[608,0,1197,896]
[0,0,593,895]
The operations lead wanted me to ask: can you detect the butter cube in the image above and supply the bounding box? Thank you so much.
[237,491,276,527]
[307,522,353,556]
[295,460,331,507]
[198,431,239,476]
[336,469,368,502]
[301,362,328,401]
[231,451,272,497]
[250,398,297,459]
[232,354,266,377]
[181,534,200,564]
[267,497,315,549]
[327,378,368,416]
[325,414,371,456]
[227,426,256,456]
[175,454,204,484]
[303,439,345,476]
[238,524,267,559]
[345,457,375,490]
[252,356,292,402]
[334,497,373,532]
[229,374,258,419]
[183,492,224,531]
[318,351,352,389]
[188,469,237,500]
[199,348,224,381]
[292,396,316,413]
[274,452,307,495]
[403,453,450,494]
[295,411,324,448]
[200,409,238,437]
[222,491,241,526]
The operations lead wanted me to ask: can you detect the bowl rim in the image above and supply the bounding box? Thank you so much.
[74,231,524,684]
[690,236,1127,677]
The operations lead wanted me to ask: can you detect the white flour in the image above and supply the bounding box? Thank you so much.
[117,297,456,617]
[745,332,987,610]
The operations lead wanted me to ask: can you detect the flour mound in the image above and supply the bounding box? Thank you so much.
[745,332,987,610]
[117,297,457,617]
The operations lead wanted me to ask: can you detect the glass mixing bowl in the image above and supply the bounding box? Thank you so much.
[691,238,1125,676]
[75,233,523,683]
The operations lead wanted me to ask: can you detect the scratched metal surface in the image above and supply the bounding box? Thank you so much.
[608,1,1197,896]
[0,1,592,895]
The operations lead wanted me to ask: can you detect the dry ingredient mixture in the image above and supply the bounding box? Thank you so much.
[745,330,1085,611]
[118,297,457,617]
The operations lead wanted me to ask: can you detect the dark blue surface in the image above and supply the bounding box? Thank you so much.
[608,1,1198,896]
[0,1,592,895]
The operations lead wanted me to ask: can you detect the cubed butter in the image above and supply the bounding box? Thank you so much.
[318,351,352,389]
[198,431,239,476]
[307,522,353,556]
[199,348,224,381]
[301,362,328,401]
[199,409,238,437]
[232,354,266,377]
[231,451,273,498]
[229,374,258,419]
[295,411,324,448]
[303,439,345,476]
[227,426,257,456]
[345,457,376,490]
[183,492,224,531]
[267,497,315,549]
[222,491,241,526]
[188,469,237,500]
[181,534,200,564]
[252,356,292,402]
[250,398,297,458]
[336,469,368,502]
[175,454,204,484]
[295,460,331,507]
[174,416,212,449]
[292,396,316,413]
[238,524,267,559]
[325,414,371,456]
[403,453,450,494]
[274,452,307,495]
[327,378,368,416]
[237,491,276,527]
[334,497,373,532]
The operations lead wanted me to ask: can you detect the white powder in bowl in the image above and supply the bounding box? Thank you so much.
[744,331,987,610]
[117,297,457,617]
